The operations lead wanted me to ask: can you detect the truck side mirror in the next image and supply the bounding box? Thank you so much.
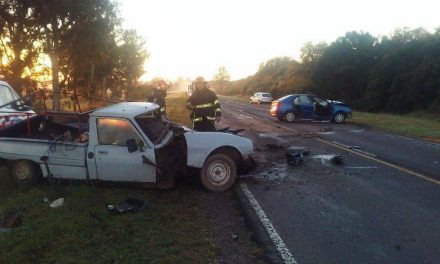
[126,138,138,153]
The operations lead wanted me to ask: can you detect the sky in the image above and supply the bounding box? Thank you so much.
[120,0,439,81]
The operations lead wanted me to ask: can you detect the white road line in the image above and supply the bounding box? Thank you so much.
[239,182,298,264]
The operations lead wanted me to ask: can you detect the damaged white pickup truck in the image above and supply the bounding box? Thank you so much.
[0,102,255,192]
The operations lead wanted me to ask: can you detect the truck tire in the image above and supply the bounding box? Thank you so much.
[10,160,40,189]
[201,154,237,192]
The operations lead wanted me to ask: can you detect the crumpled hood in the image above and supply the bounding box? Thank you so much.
[184,131,254,168]
[327,100,350,108]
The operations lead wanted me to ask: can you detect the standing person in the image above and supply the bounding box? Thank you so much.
[148,86,167,117]
[186,76,221,131]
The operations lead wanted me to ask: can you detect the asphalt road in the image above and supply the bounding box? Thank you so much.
[220,98,440,264]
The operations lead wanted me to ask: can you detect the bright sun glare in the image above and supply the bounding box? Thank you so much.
[120,0,439,81]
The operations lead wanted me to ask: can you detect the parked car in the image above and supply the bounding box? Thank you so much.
[0,81,34,128]
[270,94,352,123]
[0,102,255,192]
[250,92,273,104]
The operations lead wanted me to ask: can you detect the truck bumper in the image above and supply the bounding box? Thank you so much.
[240,155,257,174]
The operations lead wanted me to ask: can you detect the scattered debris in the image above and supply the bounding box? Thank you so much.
[312,154,346,166]
[43,197,49,203]
[350,129,365,133]
[303,132,319,139]
[255,162,288,181]
[231,233,239,240]
[259,133,288,143]
[107,197,148,214]
[285,149,309,166]
[2,212,22,228]
[331,155,345,165]
[319,126,332,132]
[265,143,283,151]
[50,198,65,208]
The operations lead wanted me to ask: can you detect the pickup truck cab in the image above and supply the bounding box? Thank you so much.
[0,102,254,192]
[0,81,34,128]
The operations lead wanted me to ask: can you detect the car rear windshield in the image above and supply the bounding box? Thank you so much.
[135,112,168,144]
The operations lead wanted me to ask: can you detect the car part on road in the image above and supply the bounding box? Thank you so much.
[201,153,237,192]
[285,151,303,166]
[107,197,148,214]
[50,197,65,208]
[312,154,346,166]
[331,155,345,165]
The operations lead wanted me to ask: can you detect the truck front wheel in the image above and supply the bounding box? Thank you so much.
[10,160,40,189]
[201,154,237,192]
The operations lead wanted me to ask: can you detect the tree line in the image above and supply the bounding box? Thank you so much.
[223,27,440,113]
[0,0,148,110]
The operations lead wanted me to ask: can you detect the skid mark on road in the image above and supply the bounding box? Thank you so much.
[240,182,297,264]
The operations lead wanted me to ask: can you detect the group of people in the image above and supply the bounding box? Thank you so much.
[147,76,221,132]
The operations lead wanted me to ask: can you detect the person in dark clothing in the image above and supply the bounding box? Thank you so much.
[186,77,221,131]
[148,87,167,117]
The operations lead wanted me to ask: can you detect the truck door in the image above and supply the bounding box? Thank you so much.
[93,118,156,182]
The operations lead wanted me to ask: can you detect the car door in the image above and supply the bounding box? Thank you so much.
[298,95,314,119]
[311,96,332,119]
[94,117,156,183]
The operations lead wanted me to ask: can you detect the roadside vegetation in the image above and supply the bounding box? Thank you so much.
[0,94,218,263]
[218,27,440,115]
[352,111,440,143]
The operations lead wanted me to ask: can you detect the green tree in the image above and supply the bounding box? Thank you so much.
[113,29,149,98]
[0,0,40,93]
[212,66,231,93]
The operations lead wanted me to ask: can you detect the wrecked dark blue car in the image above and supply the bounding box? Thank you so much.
[270,94,352,123]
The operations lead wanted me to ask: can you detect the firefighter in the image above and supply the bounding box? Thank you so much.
[186,77,221,131]
[148,86,167,117]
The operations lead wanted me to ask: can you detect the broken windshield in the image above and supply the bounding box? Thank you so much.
[0,85,19,108]
[135,113,168,145]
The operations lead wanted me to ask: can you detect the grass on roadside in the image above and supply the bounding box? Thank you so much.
[0,93,218,264]
[351,111,440,143]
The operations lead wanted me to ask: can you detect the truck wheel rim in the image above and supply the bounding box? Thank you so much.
[207,160,230,186]
[286,112,295,122]
[16,164,31,181]
[335,113,344,123]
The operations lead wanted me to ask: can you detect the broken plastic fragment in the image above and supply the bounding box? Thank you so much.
[50,198,64,208]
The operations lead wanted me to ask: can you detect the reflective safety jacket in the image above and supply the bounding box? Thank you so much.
[186,89,221,123]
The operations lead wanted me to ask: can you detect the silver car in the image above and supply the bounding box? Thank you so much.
[250,92,273,104]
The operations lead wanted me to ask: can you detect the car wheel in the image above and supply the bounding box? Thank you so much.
[333,112,346,123]
[284,111,296,123]
[257,100,261,104]
[201,154,237,192]
[10,160,41,189]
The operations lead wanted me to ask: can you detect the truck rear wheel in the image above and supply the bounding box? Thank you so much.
[201,154,237,192]
[10,160,40,189]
